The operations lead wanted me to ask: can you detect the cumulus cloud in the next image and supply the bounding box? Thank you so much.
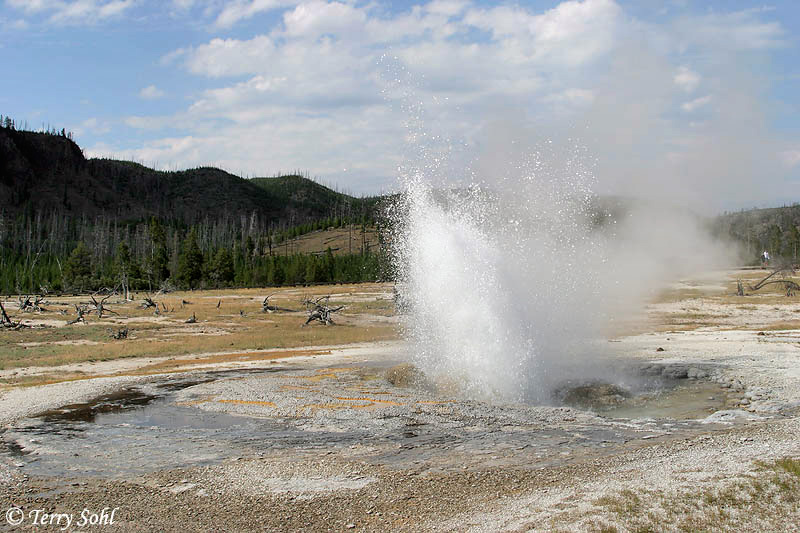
[681,94,712,112]
[73,117,111,137]
[6,0,135,24]
[673,7,786,52]
[214,0,298,29]
[674,66,700,92]
[182,36,276,77]
[139,85,165,100]
[98,0,797,203]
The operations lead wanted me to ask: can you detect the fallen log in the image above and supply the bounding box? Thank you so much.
[745,266,800,297]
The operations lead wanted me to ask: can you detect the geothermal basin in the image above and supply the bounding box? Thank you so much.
[1,274,800,531]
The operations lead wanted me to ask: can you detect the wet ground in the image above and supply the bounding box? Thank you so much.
[0,356,738,481]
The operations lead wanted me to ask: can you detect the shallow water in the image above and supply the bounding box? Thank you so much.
[0,363,735,479]
[597,380,727,420]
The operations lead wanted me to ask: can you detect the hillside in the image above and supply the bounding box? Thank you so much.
[276,225,381,256]
[250,175,380,219]
[0,127,373,225]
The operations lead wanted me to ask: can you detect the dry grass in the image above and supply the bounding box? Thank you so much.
[278,226,380,256]
[0,283,398,383]
[587,457,800,532]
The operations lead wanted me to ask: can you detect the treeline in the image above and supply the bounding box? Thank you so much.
[0,212,388,294]
[0,113,74,140]
[712,204,800,264]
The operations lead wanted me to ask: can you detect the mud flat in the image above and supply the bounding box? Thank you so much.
[1,273,800,531]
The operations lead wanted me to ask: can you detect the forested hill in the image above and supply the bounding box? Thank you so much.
[0,124,386,293]
[0,127,372,225]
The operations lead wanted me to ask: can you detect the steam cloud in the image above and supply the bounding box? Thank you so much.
[386,17,784,401]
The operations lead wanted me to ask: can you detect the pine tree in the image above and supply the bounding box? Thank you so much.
[63,241,92,291]
[210,247,234,286]
[177,229,204,289]
[148,217,169,284]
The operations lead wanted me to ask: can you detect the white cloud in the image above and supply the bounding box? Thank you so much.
[463,0,622,66]
[674,66,700,92]
[183,36,276,77]
[73,117,111,137]
[681,95,712,112]
[139,85,165,100]
[282,1,367,39]
[425,0,468,17]
[110,0,796,199]
[544,88,595,106]
[5,0,135,24]
[782,150,800,169]
[214,0,297,29]
[673,7,785,52]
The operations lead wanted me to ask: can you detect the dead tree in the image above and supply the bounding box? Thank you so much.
[18,294,47,313]
[110,327,129,340]
[216,299,221,309]
[89,292,118,318]
[185,312,197,324]
[155,280,176,295]
[141,296,157,310]
[261,294,279,313]
[302,296,344,326]
[745,266,800,297]
[67,304,88,325]
[0,300,25,330]
[749,266,794,290]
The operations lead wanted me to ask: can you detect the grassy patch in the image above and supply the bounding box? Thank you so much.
[588,457,800,532]
[0,283,399,376]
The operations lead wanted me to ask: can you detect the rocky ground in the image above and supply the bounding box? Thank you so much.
[2,271,800,531]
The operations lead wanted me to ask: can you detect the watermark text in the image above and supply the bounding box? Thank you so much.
[6,506,119,530]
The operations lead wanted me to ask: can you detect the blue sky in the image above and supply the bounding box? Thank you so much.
[1,0,799,206]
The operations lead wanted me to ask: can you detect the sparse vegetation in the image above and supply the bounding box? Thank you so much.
[0,283,398,384]
[588,458,800,532]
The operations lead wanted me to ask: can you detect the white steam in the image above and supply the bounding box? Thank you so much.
[389,125,736,403]
[390,137,616,402]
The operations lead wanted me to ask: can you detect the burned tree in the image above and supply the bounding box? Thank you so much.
[141,296,158,310]
[67,304,88,325]
[0,300,25,330]
[302,296,344,326]
[744,266,800,297]
[88,292,118,318]
[18,294,48,313]
[185,312,197,324]
[110,327,129,340]
[262,294,279,313]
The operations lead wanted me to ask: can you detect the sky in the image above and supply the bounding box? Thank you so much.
[1,0,799,207]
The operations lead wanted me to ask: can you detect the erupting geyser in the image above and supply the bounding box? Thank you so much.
[389,140,610,403]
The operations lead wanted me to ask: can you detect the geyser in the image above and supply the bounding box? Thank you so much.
[389,140,609,403]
